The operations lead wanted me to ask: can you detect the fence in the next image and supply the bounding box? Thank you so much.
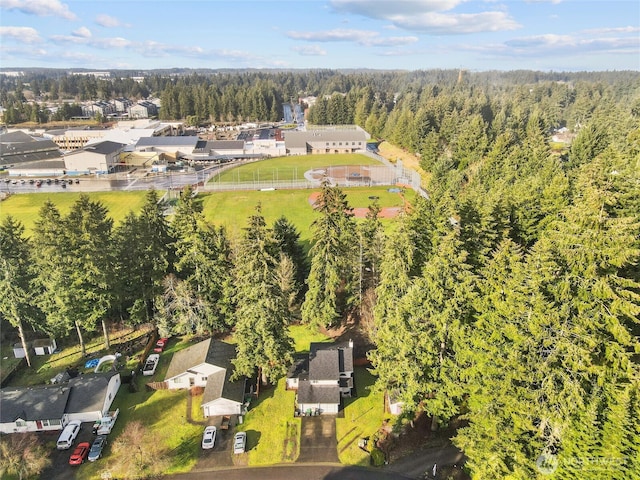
[202,159,424,195]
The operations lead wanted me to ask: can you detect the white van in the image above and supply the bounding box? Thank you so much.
[56,420,82,450]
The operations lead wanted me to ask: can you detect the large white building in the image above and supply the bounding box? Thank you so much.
[64,141,126,174]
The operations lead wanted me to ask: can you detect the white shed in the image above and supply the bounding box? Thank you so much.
[33,338,57,355]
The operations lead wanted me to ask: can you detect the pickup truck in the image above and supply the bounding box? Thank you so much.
[92,408,119,435]
[142,353,160,376]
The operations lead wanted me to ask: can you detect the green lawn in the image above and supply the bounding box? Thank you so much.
[199,186,414,242]
[236,378,301,465]
[213,154,381,183]
[7,328,153,387]
[336,367,390,466]
[76,336,211,480]
[0,191,148,234]
[288,323,332,353]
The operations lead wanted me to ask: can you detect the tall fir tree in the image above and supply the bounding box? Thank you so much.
[232,205,294,385]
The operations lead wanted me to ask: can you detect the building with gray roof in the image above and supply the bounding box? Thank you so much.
[288,341,354,415]
[164,338,246,418]
[0,371,120,434]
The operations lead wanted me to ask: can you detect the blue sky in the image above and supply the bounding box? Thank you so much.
[0,0,638,71]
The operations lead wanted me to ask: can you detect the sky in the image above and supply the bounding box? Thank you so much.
[0,0,638,72]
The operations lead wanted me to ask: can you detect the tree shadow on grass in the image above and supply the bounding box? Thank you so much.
[245,429,261,451]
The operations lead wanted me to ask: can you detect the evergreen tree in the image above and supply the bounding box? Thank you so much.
[232,205,294,384]
[301,181,357,328]
[0,216,40,368]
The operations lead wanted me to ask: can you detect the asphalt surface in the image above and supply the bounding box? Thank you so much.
[297,416,340,463]
[174,465,413,480]
[40,421,101,480]
[0,165,220,195]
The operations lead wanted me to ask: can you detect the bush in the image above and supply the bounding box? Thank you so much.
[370,447,386,467]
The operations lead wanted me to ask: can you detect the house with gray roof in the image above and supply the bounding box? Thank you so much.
[287,340,354,415]
[0,384,70,433]
[164,338,246,417]
[0,372,120,434]
[63,371,121,423]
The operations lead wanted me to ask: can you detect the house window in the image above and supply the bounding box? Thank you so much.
[201,376,207,382]
[175,377,183,383]
[41,419,60,427]
[339,142,342,146]
[16,420,26,427]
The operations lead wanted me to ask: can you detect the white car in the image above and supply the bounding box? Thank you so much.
[142,353,159,376]
[233,432,246,454]
[56,420,82,450]
[202,426,216,449]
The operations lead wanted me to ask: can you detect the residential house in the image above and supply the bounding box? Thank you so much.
[0,384,70,433]
[163,338,246,417]
[287,340,354,415]
[63,372,121,423]
[0,372,120,433]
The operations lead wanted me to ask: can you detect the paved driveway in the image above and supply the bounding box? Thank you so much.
[297,416,339,463]
[195,424,234,468]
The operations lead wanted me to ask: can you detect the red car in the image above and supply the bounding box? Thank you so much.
[69,442,91,465]
[153,338,169,353]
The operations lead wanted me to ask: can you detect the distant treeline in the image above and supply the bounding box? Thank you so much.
[1,69,639,127]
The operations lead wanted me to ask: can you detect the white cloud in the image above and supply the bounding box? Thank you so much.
[50,33,131,49]
[95,14,127,28]
[329,0,520,34]
[0,26,42,43]
[292,45,327,56]
[0,0,76,20]
[287,29,418,47]
[457,30,640,59]
[72,27,92,38]
[386,11,519,33]
[583,26,640,35]
[330,0,464,16]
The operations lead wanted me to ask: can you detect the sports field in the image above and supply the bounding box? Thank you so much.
[213,153,381,183]
[199,186,414,242]
[0,154,414,238]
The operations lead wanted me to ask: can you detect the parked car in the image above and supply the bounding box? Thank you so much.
[88,435,107,462]
[142,353,160,376]
[57,420,82,450]
[153,337,169,353]
[202,426,217,449]
[69,442,91,465]
[233,432,246,454]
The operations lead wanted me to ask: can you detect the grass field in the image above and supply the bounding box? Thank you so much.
[213,153,381,183]
[1,154,415,238]
[0,191,148,233]
[199,186,415,243]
